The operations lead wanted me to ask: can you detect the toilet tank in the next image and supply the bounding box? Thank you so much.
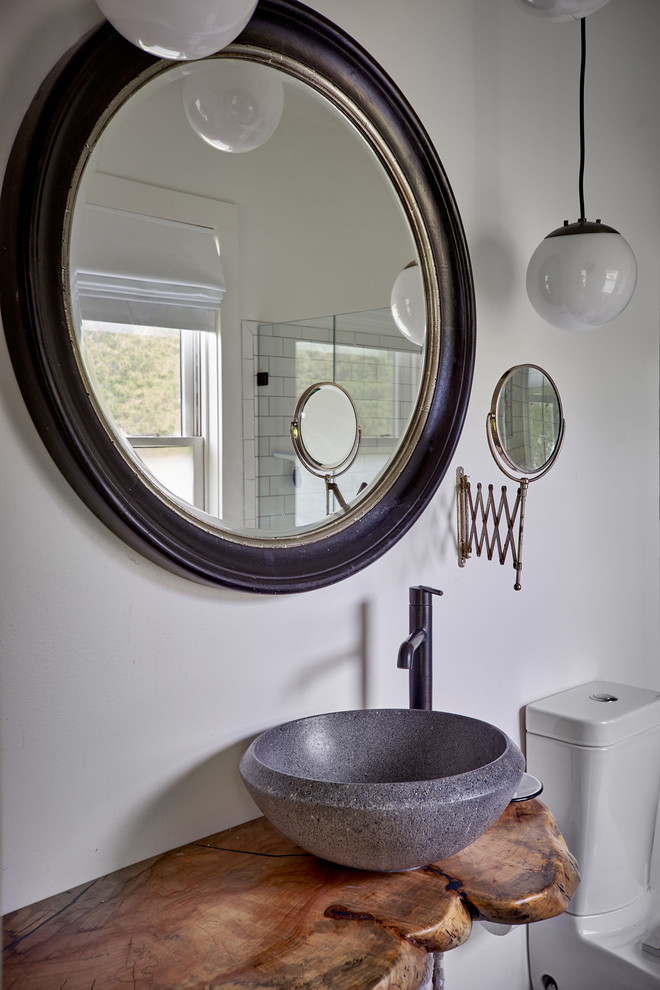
[526,680,660,917]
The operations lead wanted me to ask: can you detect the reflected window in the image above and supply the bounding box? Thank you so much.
[71,207,227,513]
[81,320,212,508]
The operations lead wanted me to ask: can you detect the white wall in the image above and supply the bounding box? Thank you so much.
[1,2,658,988]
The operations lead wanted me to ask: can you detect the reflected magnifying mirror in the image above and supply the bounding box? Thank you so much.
[457,365,565,590]
[290,383,364,514]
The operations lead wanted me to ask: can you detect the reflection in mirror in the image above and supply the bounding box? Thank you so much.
[182,59,285,152]
[69,56,423,538]
[256,309,421,529]
[292,383,359,472]
[390,261,426,345]
[290,382,363,518]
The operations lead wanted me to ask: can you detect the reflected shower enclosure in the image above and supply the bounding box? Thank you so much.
[242,309,423,529]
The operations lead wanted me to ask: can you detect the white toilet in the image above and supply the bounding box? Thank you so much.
[526,680,660,990]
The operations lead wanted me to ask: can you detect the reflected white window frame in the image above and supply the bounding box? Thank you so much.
[129,435,205,508]
[81,321,219,514]
[74,179,239,523]
[131,326,219,514]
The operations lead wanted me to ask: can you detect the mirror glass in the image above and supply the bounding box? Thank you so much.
[69,55,423,538]
[291,383,359,473]
[489,365,564,478]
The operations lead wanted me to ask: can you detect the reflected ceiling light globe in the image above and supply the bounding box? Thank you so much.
[514,0,611,19]
[526,220,637,331]
[391,262,426,345]
[94,0,258,60]
[183,61,285,153]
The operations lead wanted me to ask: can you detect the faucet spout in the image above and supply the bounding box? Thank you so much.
[397,629,425,670]
[397,586,442,711]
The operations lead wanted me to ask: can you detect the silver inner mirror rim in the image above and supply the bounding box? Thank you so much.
[62,44,440,549]
[486,363,565,483]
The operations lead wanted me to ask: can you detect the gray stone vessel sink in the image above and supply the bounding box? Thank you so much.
[239,708,525,872]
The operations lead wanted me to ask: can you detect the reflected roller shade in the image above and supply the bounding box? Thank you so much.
[71,205,226,332]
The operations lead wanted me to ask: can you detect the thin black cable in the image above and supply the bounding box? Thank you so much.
[578,17,586,221]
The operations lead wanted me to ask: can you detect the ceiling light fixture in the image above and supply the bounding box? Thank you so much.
[183,61,285,153]
[94,0,259,61]
[390,261,426,345]
[515,0,611,20]
[526,16,636,331]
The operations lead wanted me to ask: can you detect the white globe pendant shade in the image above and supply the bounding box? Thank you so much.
[183,61,284,153]
[390,262,426,345]
[515,0,611,20]
[94,0,259,60]
[526,220,637,331]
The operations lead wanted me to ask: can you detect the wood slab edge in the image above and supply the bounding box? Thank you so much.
[438,799,580,925]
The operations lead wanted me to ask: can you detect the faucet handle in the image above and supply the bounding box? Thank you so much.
[409,585,443,605]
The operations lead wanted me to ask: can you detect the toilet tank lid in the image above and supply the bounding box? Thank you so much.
[526,680,660,746]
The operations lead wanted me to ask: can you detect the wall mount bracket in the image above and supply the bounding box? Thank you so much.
[456,466,528,591]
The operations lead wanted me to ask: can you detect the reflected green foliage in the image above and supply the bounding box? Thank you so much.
[82,325,181,436]
[295,340,398,438]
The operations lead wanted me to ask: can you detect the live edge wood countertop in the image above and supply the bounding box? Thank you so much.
[3,798,579,990]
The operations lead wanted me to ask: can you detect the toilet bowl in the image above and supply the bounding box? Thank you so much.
[526,680,660,990]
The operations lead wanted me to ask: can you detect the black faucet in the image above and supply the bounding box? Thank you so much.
[397,586,443,710]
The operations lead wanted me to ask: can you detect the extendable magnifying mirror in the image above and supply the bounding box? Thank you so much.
[290,382,364,514]
[487,365,565,482]
[457,365,565,590]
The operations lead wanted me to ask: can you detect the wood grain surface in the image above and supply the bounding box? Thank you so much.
[2,799,579,989]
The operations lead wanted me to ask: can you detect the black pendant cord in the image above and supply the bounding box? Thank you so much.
[578,16,586,222]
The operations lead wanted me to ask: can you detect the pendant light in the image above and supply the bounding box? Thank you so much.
[390,261,426,345]
[515,0,611,20]
[94,0,258,61]
[183,61,284,153]
[526,17,637,331]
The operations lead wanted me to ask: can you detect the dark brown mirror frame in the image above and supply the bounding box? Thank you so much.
[0,0,475,594]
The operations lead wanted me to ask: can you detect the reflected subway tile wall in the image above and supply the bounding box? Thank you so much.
[244,311,421,531]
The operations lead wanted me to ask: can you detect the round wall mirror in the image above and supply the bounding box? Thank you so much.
[0,0,475,593]
[487,365,565,481]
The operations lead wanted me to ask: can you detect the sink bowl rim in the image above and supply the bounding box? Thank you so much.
[241,708,523,803]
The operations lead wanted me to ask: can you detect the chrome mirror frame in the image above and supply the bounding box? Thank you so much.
[0,0,475,593]
[290,382,362,515]
[290,383,361,477]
